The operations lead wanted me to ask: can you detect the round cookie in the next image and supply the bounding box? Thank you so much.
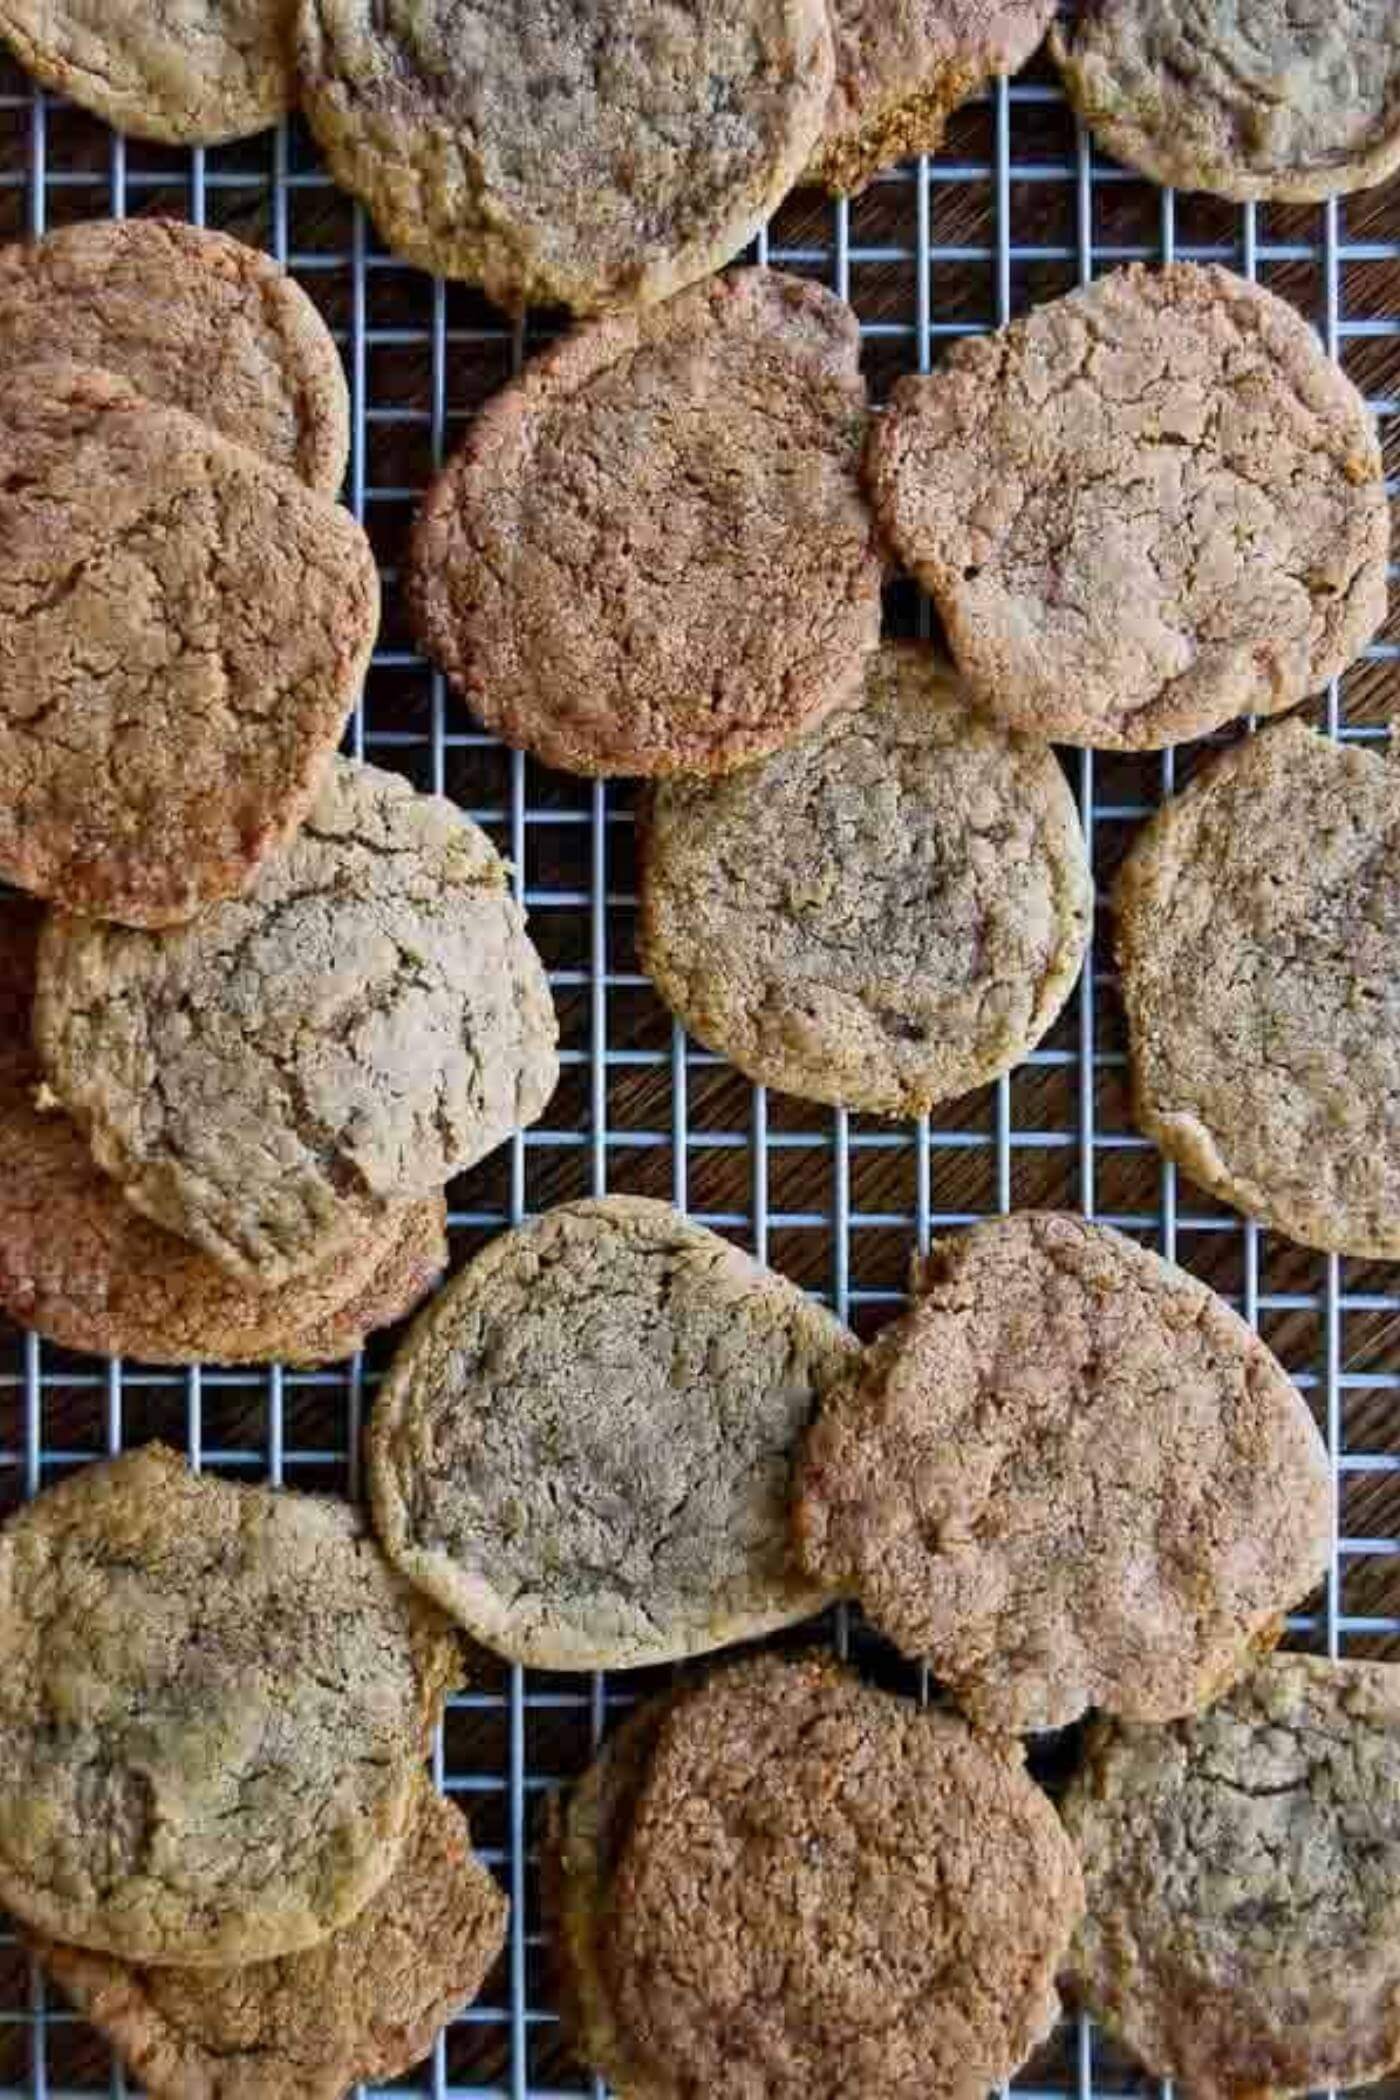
[811,0,1056,194]
[1053,1,1400,205]
[34,756,559,1288]
[795,1212,1331,1733]
[31,1774,507,2100]
[0,220,348,494]
[561,1653,1084,2100]
[1117,720,1400,1257]
[0,0,295,144]
[1063,1657,1400,2100]
[296,0,832,310]
[639,643,1092,1115]
[409,269,882,778]
[368,1195,859,1670]
[865,263,1389,750]
[0,360,377,927]
[0,1444,460,1966]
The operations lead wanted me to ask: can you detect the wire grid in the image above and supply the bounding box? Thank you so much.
[1,35,1399,2100]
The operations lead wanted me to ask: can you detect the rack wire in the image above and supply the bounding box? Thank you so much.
[1,33,1398,2100]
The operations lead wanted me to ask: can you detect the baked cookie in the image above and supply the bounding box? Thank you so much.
[1117,720,1400,1257]
[369,1196,857,1670]
[410,270,881,778]
[296,0,831,310]
[795,1212,1330,1732]
[32,1774,506,2100]
[35,757,558,1288]
[1053,0,1400,205]
[555,1652,1083,2100]
[811,0,1056,193]
[866,263,1389,749]
[1063,1656,1400,2100]
[0,1445,459,1965]
[0,361,376,927]
[0,219,347,494]
[639,643,1092,1114]
[0,0,294,144]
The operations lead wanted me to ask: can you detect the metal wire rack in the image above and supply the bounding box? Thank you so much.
[1,30,1398,2100]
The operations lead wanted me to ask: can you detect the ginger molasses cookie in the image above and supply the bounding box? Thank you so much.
[0,220,348,494]
[640,643,1091,1114]
[811,0,1055,193]
[0,361,376,927]
[35,758,558,1288]
[32,1774,506,2100]
[409,270,882,778]
[296,0,831,309]
[795,1212,1330,1733]
[555,1653,1083,2100]
[1053,1,1400,205]
[866,264,1389,750]
[369,1196,858,1670]
[1117,720,1400,1256]
[0,1445,459,1966]
[1063,1657,1400,2100]
[0,0,295,144]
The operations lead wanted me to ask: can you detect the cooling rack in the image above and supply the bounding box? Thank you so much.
[1,33,1399,2100]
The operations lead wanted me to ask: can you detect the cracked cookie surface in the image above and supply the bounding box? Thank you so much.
[369,1196,858,1670]
[866,263,1388,749]
[33,757,558,1287]
[1117,719,1400,1257]
[795,1212,1331,1732]
[1063,1656,1400,2100]
[0,361,376,927]
[0,1445,460,1965]
[1053,0,1400,204]
[640,643,1091,1114]
[409,270,882,778]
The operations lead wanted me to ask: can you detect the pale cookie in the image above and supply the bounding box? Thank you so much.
[1117,719,1400,1256]
[811,0,1056,193]
[1063,1657,1400,2100]
[0,1445,459,1966]
[1053,0,1400,204]
[0,219,348,494]
[409,270,882,778]
[32,1774,507,2100]
[640,643,1092,1114]
[0,361,376,927]
[0,0,295,144]
[369,1195,858,1671]
[296,0,832,310]
[34,757,559,1288]
[558,1653,1084,2100]
[795,1212,1330,1733]
[866,263,1389,749]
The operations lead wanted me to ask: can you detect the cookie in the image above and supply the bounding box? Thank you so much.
[556,1653,1084,2100]
[0,361,377,927]
[1063,1656,1400,2100]
[410,270,882,778]
[639,642,1092,1114]
[0,0,294,144]
[0,219,348,494]
[31,1773,506,2100]
[1053,1,1400,205]
[296,0,831,310]
[795,1212,1330,1733]
[34,757,558,1288]
[369,1196,858,1670]
[0,1445,459,1965]
[866,263,1389,750]
[1117,720,1400,1255]
[810,0,1056,193]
